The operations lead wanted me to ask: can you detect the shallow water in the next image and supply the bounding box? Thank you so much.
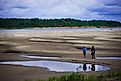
[21,55,60,60]
[0,28,121,32]
[96,57,121,60]
[22,55,121,60]
[0,60,110,72]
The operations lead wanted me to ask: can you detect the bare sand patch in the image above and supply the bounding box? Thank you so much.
[95,37,121,42]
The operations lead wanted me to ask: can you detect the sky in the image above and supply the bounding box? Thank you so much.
[0,0,121,22]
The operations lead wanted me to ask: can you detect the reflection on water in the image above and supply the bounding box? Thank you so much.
[83,64,87,71]
[91,64,95,71]
[0,60,110,72]
[76,64,96,72]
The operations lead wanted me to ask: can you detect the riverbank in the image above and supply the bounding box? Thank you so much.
[0,28,121,81]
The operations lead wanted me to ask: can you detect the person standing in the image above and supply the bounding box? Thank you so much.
[82,46,87,58]
[91,46,95,59]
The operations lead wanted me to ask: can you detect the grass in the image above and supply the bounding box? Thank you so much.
[24,71,121,81]
[48,72,85,81]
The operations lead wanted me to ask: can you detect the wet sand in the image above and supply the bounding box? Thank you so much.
[0,28,121,81]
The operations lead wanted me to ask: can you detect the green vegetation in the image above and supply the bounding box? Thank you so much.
[0,18,121,29]
[24,71,121,81]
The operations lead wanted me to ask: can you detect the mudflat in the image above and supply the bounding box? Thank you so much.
[0,28,121,81]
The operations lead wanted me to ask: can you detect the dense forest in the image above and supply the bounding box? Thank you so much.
[0,18,121,29]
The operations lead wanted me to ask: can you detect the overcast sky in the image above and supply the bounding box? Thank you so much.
[0,0,121,22]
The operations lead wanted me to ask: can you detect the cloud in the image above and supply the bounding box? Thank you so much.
[90,6,121,15]
[0,0,121,22]
[98,0,121,6]
[90,0,121,21]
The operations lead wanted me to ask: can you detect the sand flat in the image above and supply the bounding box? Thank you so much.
[0,28,121,81]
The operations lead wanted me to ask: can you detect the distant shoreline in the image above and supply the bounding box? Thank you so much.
[0,26,121,30]
[0,27,121,33]
[1,26,121,29]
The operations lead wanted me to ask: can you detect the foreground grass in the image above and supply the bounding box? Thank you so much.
[25,71,121,81]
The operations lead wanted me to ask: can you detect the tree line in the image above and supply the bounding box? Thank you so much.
[0,18,121,29]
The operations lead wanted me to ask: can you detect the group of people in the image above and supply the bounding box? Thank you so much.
[82,46,95,59]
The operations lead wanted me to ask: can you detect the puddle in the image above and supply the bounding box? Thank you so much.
[0,55,111,72]
[0,60,110,72]
[22,55,121,60]
[96,57,121,60]
[21,55,61,60]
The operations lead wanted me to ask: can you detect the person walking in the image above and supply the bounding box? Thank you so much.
[82,46,87,58]
[91,46,95,59]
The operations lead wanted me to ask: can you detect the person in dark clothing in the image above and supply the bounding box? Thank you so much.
[91,46,95,59]
[82,46,87,58]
